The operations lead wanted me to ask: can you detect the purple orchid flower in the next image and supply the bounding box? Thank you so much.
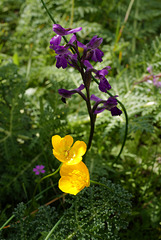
[50,34,79,69]
[50,35,62,50]
[33,165,45,175]
[77,35,104,62]
[87,35,103,49]
[53,24,82,36]
[86,36,104,62]
[91,94,122,116]
[83,60,111,92]
[58,84,86,103]
[96,66,112,92]
[85,36,104,62]
[99,77,111,92]
[91,49,104,62]
[54,45,77,69]
[95,66,111,78]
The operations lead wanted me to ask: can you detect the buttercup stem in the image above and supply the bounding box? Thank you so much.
[90,180,113,191]
[32,163,62,203]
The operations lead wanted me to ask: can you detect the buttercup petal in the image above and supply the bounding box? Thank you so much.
[52,135,87,164]
[52,135,62,151]
[52,149,66,163]
[59,162,90,195]
[60,135,73,150]
[71,141,87,157]
[59,176,79,195]
[67,141,87,165]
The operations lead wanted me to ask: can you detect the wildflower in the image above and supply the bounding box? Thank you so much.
[147,66,152,74]
[99,77,111,92]
[50,35,61,50]
[54,45,77,69]
[95,66,111,79]
[58,161,90,195]
[91,94,122,116]
[52,135,87,165]
[50,27,80,69]
[87,35,103,49]
[147,66,161,88]
[95,66,112,92]
[153,78,161,88]
[75,36,104,62]
[53,24,82,36]
[33,165,45,175]
[83,60,111,92]
[83,35,104,62]
[58,84,86,103]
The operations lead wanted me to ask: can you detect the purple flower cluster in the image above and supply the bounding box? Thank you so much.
[91,94,122,116]
[50,24,122,116]
[33,165,45,175]
[147,66,161,88]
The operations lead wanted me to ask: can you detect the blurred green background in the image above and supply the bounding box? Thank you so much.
[0,0,161,239]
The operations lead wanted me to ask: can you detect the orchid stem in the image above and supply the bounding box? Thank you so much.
[107,92,128,165]
[92,76,128,163]
[87,115,96,151]
[40,0,68,45]
[40,0,128,162]
[70,0,75,28]
[40,0,56,24]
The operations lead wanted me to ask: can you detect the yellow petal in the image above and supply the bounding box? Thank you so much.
[67,141,87,165]
[58,176,79,195]
[61,135,73,150]
[52,135,62,151]
[52,149,66,163]
[60,163,77,176]
[60,162,90,191]
[52,135,74,162]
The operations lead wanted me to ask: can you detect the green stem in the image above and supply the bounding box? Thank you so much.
[70,0,75,28]
[111,97,128,165]
[0,215,15,231]
[40,0,68,45]
[90,180,113,191]
[32,164,62,202]
[92,76,128,163]
[40,0,56,24]
[44,215,64,240]
[87,114,96,151]
[40,0,128,161]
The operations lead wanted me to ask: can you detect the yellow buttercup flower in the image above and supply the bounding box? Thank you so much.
[58,161,90,195]
[52,135,87,165]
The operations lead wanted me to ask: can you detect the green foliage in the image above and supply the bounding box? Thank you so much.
[1,179,131,240]
[1,0,161,239]
[0,62,67,208]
